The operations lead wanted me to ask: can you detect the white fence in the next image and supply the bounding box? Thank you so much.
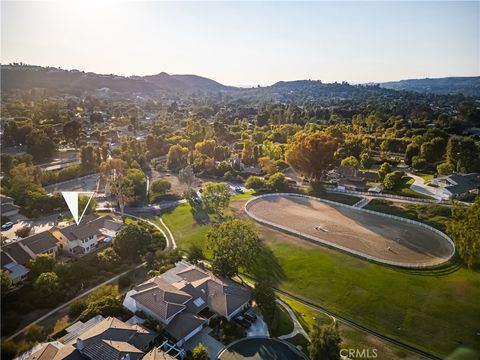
[244,193,456,269]
[324,186,442,204]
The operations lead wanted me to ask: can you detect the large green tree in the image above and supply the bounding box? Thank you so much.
[166,144,189,172]
[447,198,480,268]
[285,131,338,180]
[201,182,231,216]
[35,272,60,297]
[308,323,342,360]
[113,224,151,260]
[206,219,261,277]
[28,254,55,278]
[252,281,276,325]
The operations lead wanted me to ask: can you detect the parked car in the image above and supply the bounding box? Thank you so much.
[243,312,257,322]
[234,315,251,328]
[234,186,244,194]
[1,222,14,231]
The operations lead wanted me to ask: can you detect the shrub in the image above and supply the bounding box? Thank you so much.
[15,226,31,238]
[69,299,87,320]
[245,176,267,191]
[118,274,132,289]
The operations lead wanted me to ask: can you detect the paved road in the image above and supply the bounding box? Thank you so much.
[44,173,99,194]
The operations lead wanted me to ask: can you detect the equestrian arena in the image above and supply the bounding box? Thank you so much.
[245,193,455,268]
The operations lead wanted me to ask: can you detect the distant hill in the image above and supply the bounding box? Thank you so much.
[379,76,480,96]
[0,65,233,95]
[2,64,479,98]
[141,72,191,92]
[171,74,233,91]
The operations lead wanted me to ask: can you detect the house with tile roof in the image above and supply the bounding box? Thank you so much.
[15,316,158,360]
[123,261,250,346]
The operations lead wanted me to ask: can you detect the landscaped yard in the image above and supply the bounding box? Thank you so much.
[159,195,480,358]
[387,176,434,199]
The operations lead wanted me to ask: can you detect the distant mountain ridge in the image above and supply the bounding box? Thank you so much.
[379,76,480,96]
[1,64,479,96]
[0,65,234,95]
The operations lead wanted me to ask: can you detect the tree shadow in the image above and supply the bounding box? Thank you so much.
[249,243,285,286]
[188,200,210,225]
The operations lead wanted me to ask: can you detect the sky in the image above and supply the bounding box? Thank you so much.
[1,1,479,86]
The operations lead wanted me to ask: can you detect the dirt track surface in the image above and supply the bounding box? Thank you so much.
[246,194,454,266]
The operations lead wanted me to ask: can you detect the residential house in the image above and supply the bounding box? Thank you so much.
[14,316,158,360]
[430,173,480,200]
[1,194,21,218]
[123,260,251,346]
[50,214,123,256]
[1,231,59,284]
[332,166,378,192]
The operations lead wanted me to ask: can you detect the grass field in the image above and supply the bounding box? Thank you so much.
[159,195,480,358]
[317,192,362,205]
[365,199,452,232]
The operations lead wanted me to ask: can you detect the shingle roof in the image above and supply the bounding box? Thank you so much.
[1,202,20,213]
[20,231,58,255]
[1,242,34,266]
[175,265,251,318]
[58,215,123,242]
[131,280,191,321]
[25,343,59,360]
[0,194,14,204]
[164,312,205,341]
[445,173,480,195]
[78,317,154,360]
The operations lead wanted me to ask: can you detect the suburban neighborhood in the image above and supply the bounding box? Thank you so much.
[1,2,480,360]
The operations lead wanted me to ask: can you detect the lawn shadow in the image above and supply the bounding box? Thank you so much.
[250,243,285,286]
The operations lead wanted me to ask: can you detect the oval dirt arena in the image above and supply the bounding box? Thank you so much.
[245,194,455,267]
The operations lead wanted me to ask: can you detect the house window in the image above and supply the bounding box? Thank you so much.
[193,297,205,307]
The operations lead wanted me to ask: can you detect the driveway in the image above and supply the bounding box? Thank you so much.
[183,327,224,360]
[407,173,440,199]
[246,313,269,337]
[2,213,65,240]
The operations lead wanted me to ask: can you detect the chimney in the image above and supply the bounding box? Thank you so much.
[76,338,84,352]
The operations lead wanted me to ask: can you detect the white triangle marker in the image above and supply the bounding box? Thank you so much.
[62,191,95,225]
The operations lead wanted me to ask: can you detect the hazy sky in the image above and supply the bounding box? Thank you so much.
[1,1,479,86]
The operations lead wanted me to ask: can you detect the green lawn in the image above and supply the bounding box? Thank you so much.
[264,237,480,358]
[161,195,480,358]
[416,172,435,182]
[269,303,294,337]
[317,192,362,205]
